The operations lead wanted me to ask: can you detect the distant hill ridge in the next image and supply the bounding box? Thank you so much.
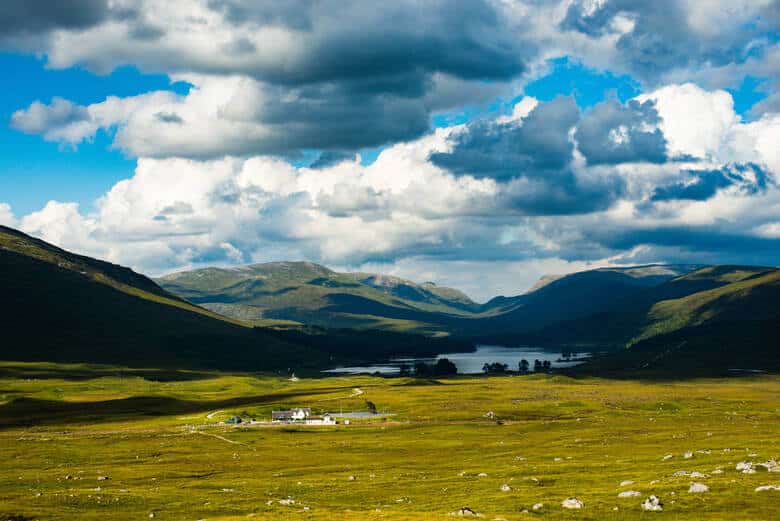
[0,226,469,371]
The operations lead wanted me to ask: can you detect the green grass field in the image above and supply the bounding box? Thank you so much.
[1,362,779,520]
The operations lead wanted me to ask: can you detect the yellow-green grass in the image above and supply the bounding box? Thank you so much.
[1,362,779,520]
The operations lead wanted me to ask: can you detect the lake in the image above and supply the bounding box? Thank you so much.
[323,344,590,375]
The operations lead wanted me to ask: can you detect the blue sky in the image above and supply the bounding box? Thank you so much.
[0,53,190,214]
[1,1,779,299]
[3,52,767,215]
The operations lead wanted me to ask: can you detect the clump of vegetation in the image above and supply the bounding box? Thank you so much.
[482,362,509,374]
[413,358,458,377]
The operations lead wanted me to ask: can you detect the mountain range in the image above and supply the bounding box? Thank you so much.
[2,224,778,374]
[0,225,467,372]
[159,259,780,373]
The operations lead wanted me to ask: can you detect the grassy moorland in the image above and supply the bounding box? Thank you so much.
[1,362,778,520]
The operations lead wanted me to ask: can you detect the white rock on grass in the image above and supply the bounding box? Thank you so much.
[619,480,635,487]
[683,451,694,459]
[688,483,709,493]
[561,497,583,509]
[500,484,511,492]
[279,498,296,505]
[532,503,543,511]
[662,454,673,461]
[737,462,757,474]
[449,507,481,516]
[477,472,488,477]
[641,495,663,512]
[755,485,780,492]
[618,491,641,498]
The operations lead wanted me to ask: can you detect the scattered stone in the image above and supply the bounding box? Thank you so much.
[688,482,709,493]
[279,498,296,505]
[500,484,511,492]
[755,485,780,492]
[619,480,635,487]
[758,460,779,472]
[347,475,356,481]
[554,457,563,462]
[97,476,110,481]
[618,491,641,498]
[484,411,496,419]
[712,469,723,474]
[662,454,673,461]
[683,451,694,459]
[561,497,583,509]
[641,495,663,512]
[149,514,155,519]
[477,472,488,477]
[532,503,543,511]
[450,507,481,516]
[515,456,526,461]
[737,461,757,474]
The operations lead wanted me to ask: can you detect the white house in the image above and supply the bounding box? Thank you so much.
[271,407,312,422]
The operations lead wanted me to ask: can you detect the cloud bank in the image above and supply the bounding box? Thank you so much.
[4,1,780,298]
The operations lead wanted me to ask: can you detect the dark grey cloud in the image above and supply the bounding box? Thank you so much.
[651,163,772,202]
[500,171,625,215]
[206,0,529,86]
[430,97,626,215]
[207,0,316,30]
[576,99,666,165]
[431,96,579,180]
[561,0,775,82]
[0,0,112,38]
[245,83,432,155]
[593,226,780,261]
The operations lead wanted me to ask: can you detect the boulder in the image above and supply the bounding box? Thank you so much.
[641,495,663,511]
[561,497,583,509]
[688,482,709,493]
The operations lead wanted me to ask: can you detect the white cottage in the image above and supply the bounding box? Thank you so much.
[271,407,312,422]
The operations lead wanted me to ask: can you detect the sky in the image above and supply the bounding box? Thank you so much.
[1,1,780,301]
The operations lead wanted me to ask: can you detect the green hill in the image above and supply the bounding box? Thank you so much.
[457,264,702,339]
[565,266,780,374]
[157,262,481,334]
[0,226,468,371]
